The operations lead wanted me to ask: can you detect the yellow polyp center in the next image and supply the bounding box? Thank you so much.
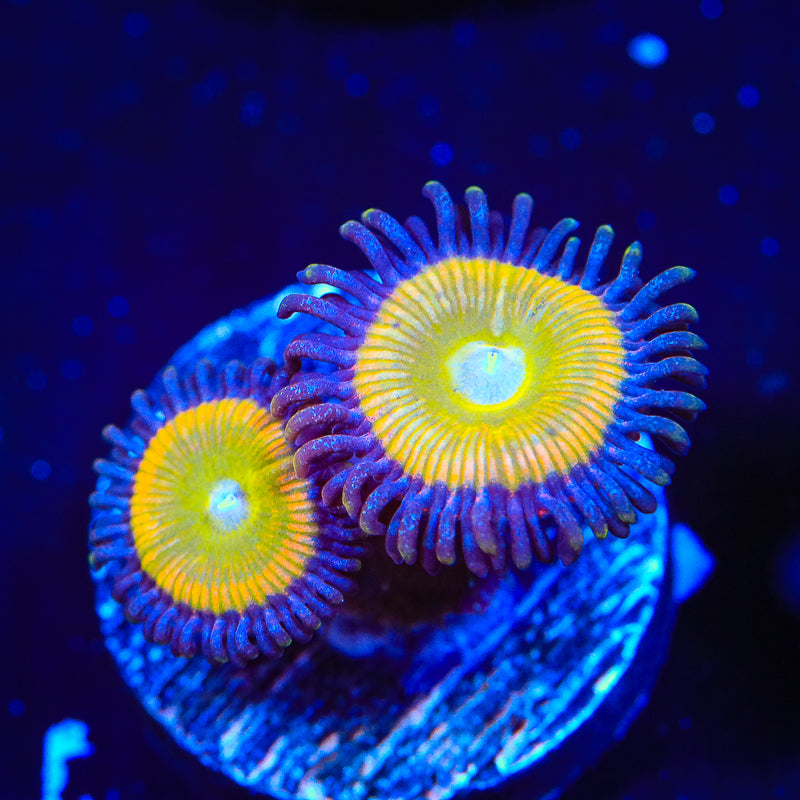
[130,398,318,615]
[352,257,627,491]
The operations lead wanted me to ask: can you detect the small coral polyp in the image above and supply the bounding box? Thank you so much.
[272,182,707,576]
[89,358,362,666]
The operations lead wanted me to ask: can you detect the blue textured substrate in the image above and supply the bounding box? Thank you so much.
[93,287,674,800]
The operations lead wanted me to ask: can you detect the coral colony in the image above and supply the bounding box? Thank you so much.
[89,183,707,799]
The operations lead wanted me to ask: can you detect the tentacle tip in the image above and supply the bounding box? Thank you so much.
[342,497,361,519]
[100,424,119,442]
[558,549,581,567]
[292,452,311,480]
[339,220,359,238]
[276,297,294,320]
[397,547,418,566]
[511,554,533,572]
[477,541,499,557]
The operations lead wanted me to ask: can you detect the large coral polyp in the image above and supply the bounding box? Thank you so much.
[89,358,362,666]
[271,182,707,576]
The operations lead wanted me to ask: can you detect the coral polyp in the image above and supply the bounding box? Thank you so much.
[272,182,707,576]
[89,358,362,666]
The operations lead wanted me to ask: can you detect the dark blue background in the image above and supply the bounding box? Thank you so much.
[2,0,799,798]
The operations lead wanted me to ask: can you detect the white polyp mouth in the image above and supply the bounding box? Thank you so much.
[446,341,527,406]
[207,478,250,531]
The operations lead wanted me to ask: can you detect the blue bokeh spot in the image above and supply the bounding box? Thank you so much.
[560,127,581,150]
[627,33,669,68]
[72,315,93,336]
[700,0,723,19]
[737,85,760,108]
[693,112,715,134]
[8,699,25,717]
[453,20,477,46]
[124,12,150,38]
[760,236,779,256]
[430,142,454,166]
[240,91,266,127]
[31,460,51,480]
[346,74,369,98]
[718,185,739,205]
[107,296,129,318]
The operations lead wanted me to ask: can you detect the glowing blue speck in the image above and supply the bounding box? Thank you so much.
[700,0,723,19]
[560,127,581,150]
[123,12,150,38]
[240,91,266,127]
[72,315,93,337]
[645,136,667,160]
[9,699,25,716]
[191,70,227,106]
[692,112,715,134]
[758,371,788,395]
[718,185,739,205]
[31,460,51,480]
[346,74,369,98]
[627,33,668,68]
[41,719,94,800]
[430,142,454,166]
[737,85,759,108]
[107,296,129,318]
[98,596,118,620]
[453,20,477,46]
[760,236,779,256]
[671,523,714,602]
